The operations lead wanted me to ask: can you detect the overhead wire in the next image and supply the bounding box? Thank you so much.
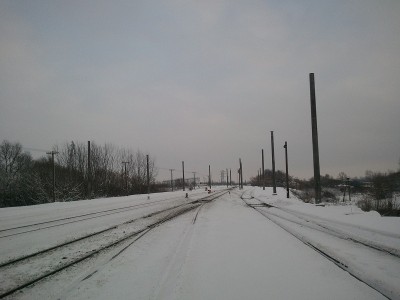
[22,147,52,153]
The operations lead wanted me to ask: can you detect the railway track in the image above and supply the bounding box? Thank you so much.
[240,189,400,257]
[238,189,400,300]
[0,194,202,238]
[0,189,229,299]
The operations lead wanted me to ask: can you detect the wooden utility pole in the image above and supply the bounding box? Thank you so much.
[182,161,185,191]
[262,149,265,190]
[230,169,232,186]
[146,155,150,196]
[193,172,196,189]
[284,141,289,198]
[309,73,322,203]
[46,150,59,202]
[122,161,130,194]
[226,168,229,187]
[170,169,174,191]
[271,131,277,195]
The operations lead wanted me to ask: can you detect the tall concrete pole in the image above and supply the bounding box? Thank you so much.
[182,161,185,191]
[239,161,241,189]
[262,149,265,190]
[239,158,243,189]
[238,160,241,189]
[271,131,277,195]
[170,169,174,191]
[52,152,56,202]
[284,141,289,198]
[87,141,91,198]
[242,165,244,189]
[209,165,211,189]
[146,155,150,196]
[309,73,322,203]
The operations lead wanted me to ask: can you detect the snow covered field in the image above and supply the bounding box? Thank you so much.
[0,187,399,299]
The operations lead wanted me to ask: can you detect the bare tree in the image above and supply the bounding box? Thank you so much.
[0,140,34,206]
[1,139,159,206]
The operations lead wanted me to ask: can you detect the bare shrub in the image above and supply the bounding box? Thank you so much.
[357,194,373,212]
[291,189,313,203]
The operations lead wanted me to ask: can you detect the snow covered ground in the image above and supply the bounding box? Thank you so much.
[1,187,399,299]
[0,189,210,263]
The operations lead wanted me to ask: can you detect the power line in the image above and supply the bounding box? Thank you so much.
[156,166,207,177]
[23,147,51,153]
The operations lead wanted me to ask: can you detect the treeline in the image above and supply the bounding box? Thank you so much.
[251,169,400,214]
[0,140,157,207]
[250,169,299,190]
[251,169,400,198]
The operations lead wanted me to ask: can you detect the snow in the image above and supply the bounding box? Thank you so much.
[0,189,209,263]
[1,186,399,299]
[253,187,400,236]
[60,189,384,300]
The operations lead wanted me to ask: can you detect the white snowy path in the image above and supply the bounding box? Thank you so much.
[62,190,385,300]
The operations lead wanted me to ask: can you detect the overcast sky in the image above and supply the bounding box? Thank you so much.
[1,0,399,182]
